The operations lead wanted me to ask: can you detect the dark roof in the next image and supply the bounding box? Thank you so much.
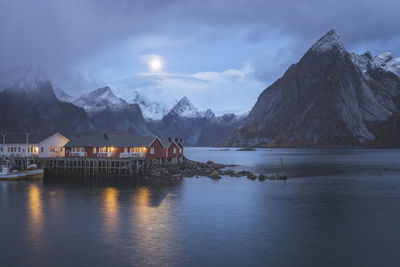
[0,133,55,144]
[65,133,157,148]
[162,139,178,148]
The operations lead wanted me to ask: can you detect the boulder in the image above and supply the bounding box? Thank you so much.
[209,170,221,179]
[258,174,267,181]
[247,173,257,180]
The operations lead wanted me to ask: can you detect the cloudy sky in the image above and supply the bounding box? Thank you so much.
[1,0,399,114]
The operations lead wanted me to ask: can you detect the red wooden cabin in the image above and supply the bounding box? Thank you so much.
[64,133,166,159]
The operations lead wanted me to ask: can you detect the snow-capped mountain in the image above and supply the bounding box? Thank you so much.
[74,87,150,135]
[0,66,90,135]
[54,87,75,102]
[129,91,177,120]
[168,96,205,118]
[75,86,129,113]
[228,29,400,147]
[0,66,49,92]
[351,51,400,78]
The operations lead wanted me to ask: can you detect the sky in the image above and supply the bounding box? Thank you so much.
[1,0,400,115]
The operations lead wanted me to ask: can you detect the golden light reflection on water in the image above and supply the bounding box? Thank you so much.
[28,184,43,232]
[132,187,179,265]
[27,184,46,258]
[102,187,120,238]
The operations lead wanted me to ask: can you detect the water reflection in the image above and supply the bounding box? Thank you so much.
[27,184,47,262]
[28,184,43,234]
[132,186,181,265]
[102,187,120,239]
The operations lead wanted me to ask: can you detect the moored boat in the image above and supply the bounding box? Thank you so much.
[0,163,44,180]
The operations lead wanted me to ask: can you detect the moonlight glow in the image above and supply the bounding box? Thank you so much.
[149,57,163,71]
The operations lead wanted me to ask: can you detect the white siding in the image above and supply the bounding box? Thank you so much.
[38,133,70,158]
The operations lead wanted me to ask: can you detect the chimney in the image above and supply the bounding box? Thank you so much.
[175,137,178,142]
[168,137,172,142]
[104,133,108,140]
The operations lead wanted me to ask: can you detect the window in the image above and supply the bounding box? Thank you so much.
[0,147,2,152]
[124,147,128,153]
[179,148,182,153]
[150,147,154,154]
[41,147,44,152]
[81,147,84,152]
[173,148,177,154]
[93,147,97,153]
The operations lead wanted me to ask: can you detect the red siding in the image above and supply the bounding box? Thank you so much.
[177,143,184,157]
[167,142,179,158]
[147,138,165,158]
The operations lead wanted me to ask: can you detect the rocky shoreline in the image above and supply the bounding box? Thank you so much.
[143,157,288,181]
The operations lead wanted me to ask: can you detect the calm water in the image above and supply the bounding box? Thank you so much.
[1,148,400,266]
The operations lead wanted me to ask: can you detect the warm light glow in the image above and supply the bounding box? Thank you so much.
[29,185,43,227]
[102,187,120,235]
[149,57,163,71]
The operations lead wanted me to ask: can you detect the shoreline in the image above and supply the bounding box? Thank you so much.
[141,157,288,181]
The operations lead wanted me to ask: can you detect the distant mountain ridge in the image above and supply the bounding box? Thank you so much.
[0,66,90,136]
[228,29,400,147]
[0,67,243,146]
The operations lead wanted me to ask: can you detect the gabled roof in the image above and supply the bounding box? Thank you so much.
[65,133,157,148]
[0,133,57,144]
[161,139,178,148]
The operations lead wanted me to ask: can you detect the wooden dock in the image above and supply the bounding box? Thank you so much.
[13,156,183,178]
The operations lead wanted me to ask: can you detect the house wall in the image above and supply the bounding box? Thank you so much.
[177,142,184,157]
[167,142,179,158]
[147,138,165,158]
[38,134,69,158]
[0,144,39,157]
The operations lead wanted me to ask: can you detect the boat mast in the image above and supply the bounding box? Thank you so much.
[1,129,6,158]
[26,133,29,169]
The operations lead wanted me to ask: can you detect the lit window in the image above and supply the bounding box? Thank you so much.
[150,147,154,154]
[93,147,97,153]
[173,148,177,154]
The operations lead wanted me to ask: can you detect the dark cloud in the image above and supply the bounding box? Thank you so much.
[0,0,399,95]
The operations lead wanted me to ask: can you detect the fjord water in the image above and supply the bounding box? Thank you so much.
[1,148,400,266]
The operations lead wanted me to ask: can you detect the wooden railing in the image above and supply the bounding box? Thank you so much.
[68,152,87,157]
[97,152,115,158]
[119,152,146,158]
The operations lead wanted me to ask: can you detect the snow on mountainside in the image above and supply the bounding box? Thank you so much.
[228,29,400,147]
[310,29,345,54]
[351,51,400,78]
[168,96,205,117]
[129,91,177,120]
[0,66,49,91]
[54,87,75,102]
[75,86,128,113]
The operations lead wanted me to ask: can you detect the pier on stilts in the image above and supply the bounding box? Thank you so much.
[13,157,183,178]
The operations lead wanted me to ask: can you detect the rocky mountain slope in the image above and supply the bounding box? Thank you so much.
[150,97,245,146]
[228,29,400,147]
[129,91,177,121]
[74,87,151,136]
[0,66,90,136]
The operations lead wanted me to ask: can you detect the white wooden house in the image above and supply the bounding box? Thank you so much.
[0,132,69,158]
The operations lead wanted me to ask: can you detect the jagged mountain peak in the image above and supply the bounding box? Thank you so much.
[310,29,345,54]
[75,86,128,113]
[169,96,204,117]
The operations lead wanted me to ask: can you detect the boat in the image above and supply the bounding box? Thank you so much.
[0,162,44,180]
[0,133,44,180]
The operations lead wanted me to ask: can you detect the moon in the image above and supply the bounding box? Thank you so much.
[149,57,163,71]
